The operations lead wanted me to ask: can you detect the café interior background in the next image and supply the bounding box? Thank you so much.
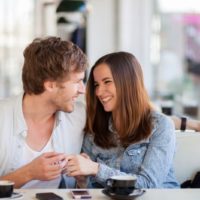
[1,0,200,119]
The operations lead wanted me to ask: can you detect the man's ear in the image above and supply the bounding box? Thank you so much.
[43,80,57,92]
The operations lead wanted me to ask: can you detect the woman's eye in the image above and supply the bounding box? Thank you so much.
[105,80,112,84]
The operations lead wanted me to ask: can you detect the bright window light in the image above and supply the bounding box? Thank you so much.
[158,0,200,13]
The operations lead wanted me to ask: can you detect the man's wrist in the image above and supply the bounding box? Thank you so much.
[23,163,33,182]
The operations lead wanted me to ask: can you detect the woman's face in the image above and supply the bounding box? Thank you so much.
[93,63,117,112]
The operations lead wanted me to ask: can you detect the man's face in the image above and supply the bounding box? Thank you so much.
[53,71,85,113]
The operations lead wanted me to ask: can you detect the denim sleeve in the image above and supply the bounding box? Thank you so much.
[81,134,96,161]
[94,114,177,188]
[134,115,176,188]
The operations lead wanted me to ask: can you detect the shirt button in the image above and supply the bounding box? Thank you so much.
[17,145,21,148]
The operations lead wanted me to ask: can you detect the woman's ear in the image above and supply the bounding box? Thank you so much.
[43,80,57,92]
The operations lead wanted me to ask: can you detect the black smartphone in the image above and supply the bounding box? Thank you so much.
[36,192,63,200]
[71,190,92,199]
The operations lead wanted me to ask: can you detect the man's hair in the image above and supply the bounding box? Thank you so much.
[22,36,88,94]
[85,52,152,148]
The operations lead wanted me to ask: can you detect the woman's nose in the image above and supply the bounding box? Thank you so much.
[95,85,104,97]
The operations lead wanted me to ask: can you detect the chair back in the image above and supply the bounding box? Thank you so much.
[174,131,200,184]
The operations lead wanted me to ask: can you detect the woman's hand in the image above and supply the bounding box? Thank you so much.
[65,154,99,177]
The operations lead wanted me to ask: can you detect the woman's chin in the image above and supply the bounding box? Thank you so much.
[103,106,112,112]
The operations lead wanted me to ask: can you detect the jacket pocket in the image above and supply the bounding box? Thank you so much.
[96,153,119,168]
[124,145,147,171]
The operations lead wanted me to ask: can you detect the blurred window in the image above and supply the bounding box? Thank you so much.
[153,0,200,118]
[0,0,34,98]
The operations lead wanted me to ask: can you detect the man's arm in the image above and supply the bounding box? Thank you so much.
[0,152,67,188]
[0,164,32,188]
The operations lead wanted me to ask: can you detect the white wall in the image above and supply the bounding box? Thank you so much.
[87,0,117,65]
[87,0,154,95]
[118,0,153,94]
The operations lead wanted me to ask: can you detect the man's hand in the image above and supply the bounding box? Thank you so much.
[27,152,67,180]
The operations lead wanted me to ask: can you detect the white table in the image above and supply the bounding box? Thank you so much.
[16,189,200,200]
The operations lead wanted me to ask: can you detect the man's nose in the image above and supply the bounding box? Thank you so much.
[78,81,85,94]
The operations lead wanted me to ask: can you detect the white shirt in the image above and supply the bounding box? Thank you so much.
[0,93,86,188]
[21,138,62,188]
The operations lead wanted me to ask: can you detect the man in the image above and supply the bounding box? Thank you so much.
[0,37,88,188]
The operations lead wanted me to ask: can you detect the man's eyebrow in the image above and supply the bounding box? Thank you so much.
[76,77,84,82]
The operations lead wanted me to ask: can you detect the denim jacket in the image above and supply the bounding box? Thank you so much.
[82,111,180,188]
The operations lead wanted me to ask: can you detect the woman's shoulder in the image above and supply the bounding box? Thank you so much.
[82,133,94,147]
[84,133,94,141]
[150,111,175,142]
[151,111,174,129]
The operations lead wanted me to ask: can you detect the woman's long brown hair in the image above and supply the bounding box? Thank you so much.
[84,52,153,148]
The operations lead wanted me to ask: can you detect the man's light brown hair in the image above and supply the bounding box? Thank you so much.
[22,36,88,94]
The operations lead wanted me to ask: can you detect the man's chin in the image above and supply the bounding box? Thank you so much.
[66,109,73,113]
[58,103,75,113]
[64,105,74,113]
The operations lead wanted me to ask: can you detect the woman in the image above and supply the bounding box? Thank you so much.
[66,52,179,188]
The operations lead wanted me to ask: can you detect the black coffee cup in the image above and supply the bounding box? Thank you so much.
[106,175,137,195]
[0,180,14,198]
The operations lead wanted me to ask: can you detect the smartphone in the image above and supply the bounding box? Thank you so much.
[36,192,63,200]
[71,189,92,199]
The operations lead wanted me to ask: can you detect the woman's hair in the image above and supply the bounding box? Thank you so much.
[84,52,153,148]
[22,36,88,94]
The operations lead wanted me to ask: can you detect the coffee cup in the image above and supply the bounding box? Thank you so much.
[0,180,14,198]
[105,175,137,195]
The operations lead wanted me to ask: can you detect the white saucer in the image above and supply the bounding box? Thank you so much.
[0,192,23,200]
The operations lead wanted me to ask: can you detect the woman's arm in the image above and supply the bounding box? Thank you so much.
[96,115,178,188]
[66,116,178,188]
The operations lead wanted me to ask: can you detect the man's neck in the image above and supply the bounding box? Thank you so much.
[22,93,56,123]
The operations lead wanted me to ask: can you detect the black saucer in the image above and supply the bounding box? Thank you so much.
[0,192,23,199]
[102,189,145,200]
